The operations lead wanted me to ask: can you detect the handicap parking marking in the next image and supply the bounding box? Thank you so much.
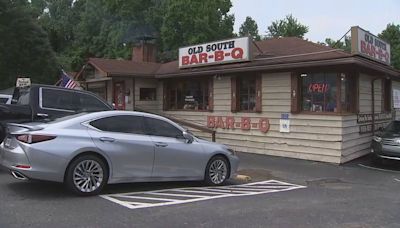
[100,180,306,210]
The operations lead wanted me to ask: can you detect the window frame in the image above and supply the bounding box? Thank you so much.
[143,117,183,138]
[292,71,357,115]
[163,77,213,112]
[139,88,157,101]
[88,115,146,135]
[231,73,262,113]
[39,87,110,113]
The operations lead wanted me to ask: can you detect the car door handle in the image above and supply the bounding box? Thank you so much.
[99,137,115,143]
[37,113,49,118]
[155,142,168,147]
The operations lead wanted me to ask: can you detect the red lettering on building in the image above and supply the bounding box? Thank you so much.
[216,116,225,129]
[259,118,270,133]
[182,56,190,65]
[215,51,224,61]
[207,116,215,128]
[241,117,251,130]
[199,53,208,63]
[226,116,235,129]
[308,83,329,93]
[190,55,199,64]
[207,116,270,133]
[232,48,244,59]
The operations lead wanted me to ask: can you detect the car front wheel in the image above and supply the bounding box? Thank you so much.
[205,156,229,186]
[65,155,108,196]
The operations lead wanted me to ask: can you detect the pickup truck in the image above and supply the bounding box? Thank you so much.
[0,84,113,143]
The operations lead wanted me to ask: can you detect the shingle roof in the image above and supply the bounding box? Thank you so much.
[156,37,353,76]
[88,58,161,76]
[81,37,398,79]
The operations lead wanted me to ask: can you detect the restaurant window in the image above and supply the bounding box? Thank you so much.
[165,78,211,111]
[293,72,356,113]
[140,88,156,101]
[231,74,262,112]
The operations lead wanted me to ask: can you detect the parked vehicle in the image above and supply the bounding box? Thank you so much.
[0,94,12,104]
[0,111,239,195]
[0,84,113,143]
[371,121,400,161]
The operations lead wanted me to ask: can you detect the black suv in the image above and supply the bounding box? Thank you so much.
[0,84,113,142]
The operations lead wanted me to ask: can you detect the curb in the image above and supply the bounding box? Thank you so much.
[234,174,252,182]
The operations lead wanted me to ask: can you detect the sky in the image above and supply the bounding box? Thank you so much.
[230,0,400,42]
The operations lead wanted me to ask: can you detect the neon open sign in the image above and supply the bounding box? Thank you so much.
[308,83,329,93]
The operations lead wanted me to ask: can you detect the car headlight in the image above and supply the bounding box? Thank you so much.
[373,136,382,143]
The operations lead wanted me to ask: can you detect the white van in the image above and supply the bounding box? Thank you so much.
[0,94,12,104]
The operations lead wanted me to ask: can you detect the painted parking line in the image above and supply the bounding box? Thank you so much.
[100,180,306,210]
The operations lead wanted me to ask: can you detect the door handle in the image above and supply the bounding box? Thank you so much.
[99,137,115,143]
[155,142,168,147]
[37,113,49,118]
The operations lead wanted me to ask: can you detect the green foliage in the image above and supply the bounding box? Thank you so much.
[324,37,351,52]
[267,14,309,38]
[0,0,59,89]
[160,0,235,61]
[379,23,400,70]
[35,0,235,68]
[239,16,260,41]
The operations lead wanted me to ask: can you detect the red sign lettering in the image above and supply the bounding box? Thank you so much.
[308,83,329,93]
[207,116,270,133]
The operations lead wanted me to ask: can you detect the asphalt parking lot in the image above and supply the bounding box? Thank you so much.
[1,152,400,228]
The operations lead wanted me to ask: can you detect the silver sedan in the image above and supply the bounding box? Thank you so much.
[0,111,239,195]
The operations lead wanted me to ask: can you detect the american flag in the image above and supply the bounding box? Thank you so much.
[60,70,77,89]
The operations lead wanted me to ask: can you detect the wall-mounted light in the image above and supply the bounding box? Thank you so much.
[300,73,308,77]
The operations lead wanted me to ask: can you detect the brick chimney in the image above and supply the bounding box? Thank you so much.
[132,42,157,62]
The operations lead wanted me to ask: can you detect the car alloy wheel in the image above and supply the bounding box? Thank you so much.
[66,155,108,196]
[73,160,104,193]
[205,156,229,185]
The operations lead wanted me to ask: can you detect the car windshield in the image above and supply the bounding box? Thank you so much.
[384,121,400,133]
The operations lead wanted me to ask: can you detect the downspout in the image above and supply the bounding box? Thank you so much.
[371,77,380,134]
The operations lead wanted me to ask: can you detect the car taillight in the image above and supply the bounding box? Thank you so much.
[16,134,56,144]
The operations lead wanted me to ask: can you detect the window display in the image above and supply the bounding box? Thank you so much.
[166,78,210,110]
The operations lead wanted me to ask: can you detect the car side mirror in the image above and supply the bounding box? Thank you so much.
[182,131,194,144]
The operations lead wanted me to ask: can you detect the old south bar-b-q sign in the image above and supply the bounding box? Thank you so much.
[207,116,270,133]
[179,37,251,68]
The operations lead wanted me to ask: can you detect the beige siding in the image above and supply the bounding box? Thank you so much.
[151,72,397,164]
[393,80,400,120]
[341,73,389,163]
[359,74,383,114]
[162,72,343,163]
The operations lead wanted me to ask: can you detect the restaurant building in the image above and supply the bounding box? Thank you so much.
[76,26,400,164]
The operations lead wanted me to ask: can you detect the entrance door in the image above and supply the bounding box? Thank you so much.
[113,82,125,110]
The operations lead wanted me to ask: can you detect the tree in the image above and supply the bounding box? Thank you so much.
[324,37,351,52]
[239,16,260,41]
[379,23,400,70]
[0,0,59,89]
[267,14,309,38]
[160,0,235,61]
